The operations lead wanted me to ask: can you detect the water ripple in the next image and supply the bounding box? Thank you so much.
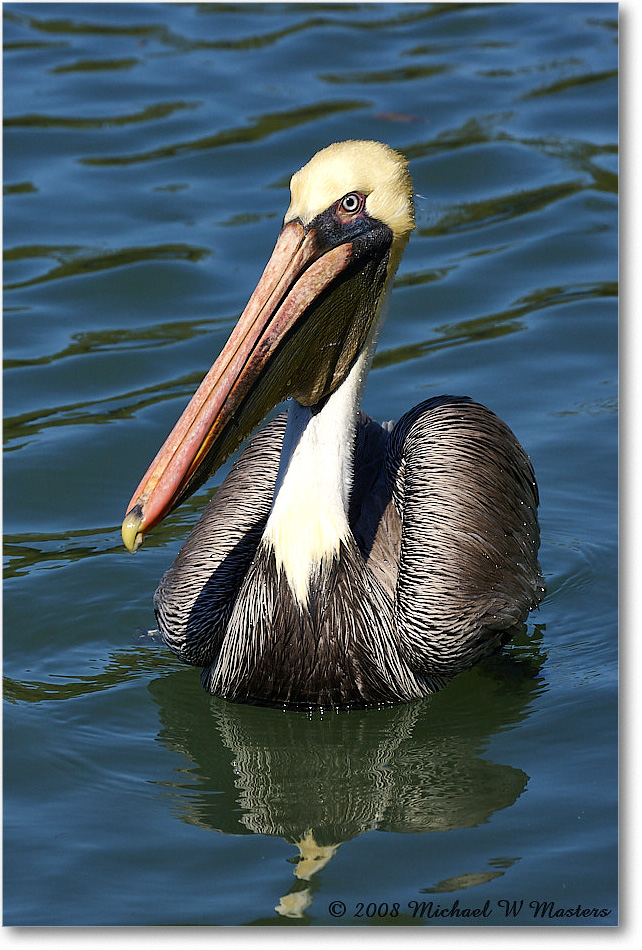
[374,281,617,370]
[419,181,585,237]
[320,64,450,85]
[51,57,141,74]
[519,68,617,101]
[4,100,199,130]
[79,100,369,166]
[3,373,202,453]
[3,243,209,291]
[3,646,177,704]
[3,525,121,578]
[3,319,223,371]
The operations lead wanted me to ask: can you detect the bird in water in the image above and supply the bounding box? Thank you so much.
[122,140,543,710]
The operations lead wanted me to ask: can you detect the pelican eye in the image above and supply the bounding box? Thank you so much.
[339,192,365,215]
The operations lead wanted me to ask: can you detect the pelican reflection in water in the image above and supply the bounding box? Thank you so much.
[150,645,545,919]
[123,140,543,709]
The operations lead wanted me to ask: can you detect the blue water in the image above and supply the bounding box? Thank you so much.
[3,1,617,927]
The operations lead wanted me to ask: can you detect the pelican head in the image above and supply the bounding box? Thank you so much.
[122,140,415,552]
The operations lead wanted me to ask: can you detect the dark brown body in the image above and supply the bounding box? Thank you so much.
[155,396,544,709]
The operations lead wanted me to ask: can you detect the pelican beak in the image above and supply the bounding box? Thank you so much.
[122,217,391,552]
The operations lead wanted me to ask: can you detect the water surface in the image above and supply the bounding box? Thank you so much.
[3,1,618,927]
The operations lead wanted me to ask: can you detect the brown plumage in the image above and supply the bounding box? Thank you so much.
[155,395,542,708]
[124,141,544,709]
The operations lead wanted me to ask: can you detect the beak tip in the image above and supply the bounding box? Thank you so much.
[122,505,145,554]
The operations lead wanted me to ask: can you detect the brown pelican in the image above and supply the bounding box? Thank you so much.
[122,140,543,710]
